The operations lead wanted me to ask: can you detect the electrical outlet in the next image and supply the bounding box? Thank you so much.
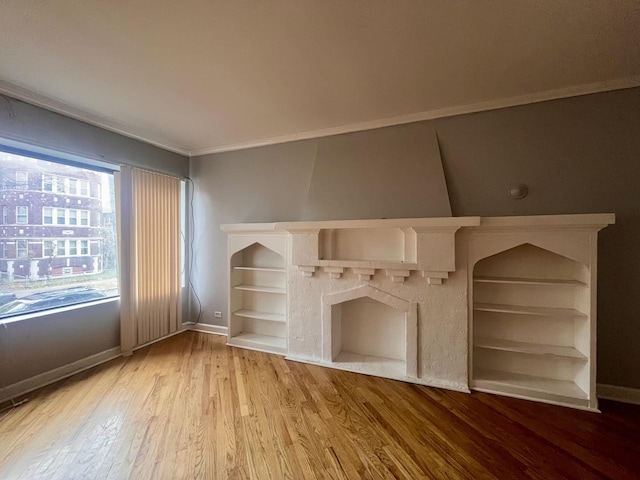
[214,311,222,318]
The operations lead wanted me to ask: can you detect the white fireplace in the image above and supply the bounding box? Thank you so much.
[222,214,613,410]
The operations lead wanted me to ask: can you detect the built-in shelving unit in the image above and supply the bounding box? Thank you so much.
[471,243,593,409]
[228,242,287,355]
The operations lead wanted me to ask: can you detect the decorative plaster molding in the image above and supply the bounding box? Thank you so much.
[0,79,190,156]
[323,266,344,279]
[190,76,640,156]
[352,268,376,281]
[298,265,316,277]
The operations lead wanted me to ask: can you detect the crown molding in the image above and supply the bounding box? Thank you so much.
[189,75,640,157]
[2,75,639,159]
[0,79,190,156]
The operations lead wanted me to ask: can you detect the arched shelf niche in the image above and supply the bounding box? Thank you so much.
[228,242,287,355]
[470,243,594,410]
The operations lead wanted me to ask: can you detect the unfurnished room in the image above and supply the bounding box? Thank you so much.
[0,2,639,479]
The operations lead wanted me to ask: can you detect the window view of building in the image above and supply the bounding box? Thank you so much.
[0,151,118,318]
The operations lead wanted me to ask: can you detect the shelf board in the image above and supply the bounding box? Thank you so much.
[233,284,286,294]
[474,302,587,319]
[474,337,587,360]
[233,266,285,273]
[473,369,588,400]
[228,332,286,355]
[474,276,586,286]
[232,309,286,323]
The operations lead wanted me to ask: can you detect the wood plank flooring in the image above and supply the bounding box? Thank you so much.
[1,331,639,479]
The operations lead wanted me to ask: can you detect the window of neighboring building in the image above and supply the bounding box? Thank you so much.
[0,149,119,321]
[68,209,78,225]
[43,207,53,225]
[42,174,54,192]
[68,178,78,195]
[56,208,65,225]
[55,176,66,193]
[79,179,89,196]
[17,240,28,258]
[16,171,28,189]
[16,206,28,224]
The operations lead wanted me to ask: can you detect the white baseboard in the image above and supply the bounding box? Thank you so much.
[0,346,122,404]
[187,322,228,336]
[597,383,640,405]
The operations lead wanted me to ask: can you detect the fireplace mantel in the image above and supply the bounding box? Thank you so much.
[222,214,614,411]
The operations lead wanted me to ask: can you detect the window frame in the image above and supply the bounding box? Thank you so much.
[16,206,28,224]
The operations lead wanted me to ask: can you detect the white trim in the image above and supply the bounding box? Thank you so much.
[189,75,640,156]
[0,80,190,156]
[597,383,640,405]
[0,346,121,404]
[132,327,189,352]
[187,322,228,336]
[3,76,640,158]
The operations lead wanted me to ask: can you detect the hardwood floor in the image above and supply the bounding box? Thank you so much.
[1,332,639,479]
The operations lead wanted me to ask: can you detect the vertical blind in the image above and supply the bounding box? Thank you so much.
[121,167,182,352]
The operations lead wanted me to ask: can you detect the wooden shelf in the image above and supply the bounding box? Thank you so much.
[474,302,587,319]
[232,309,285,323]
[474,276,586,286]
[233,266,285,273]
[473,369,588,401]
[474,337,587,360]
[233,284,286,294]
[228,332,286,355]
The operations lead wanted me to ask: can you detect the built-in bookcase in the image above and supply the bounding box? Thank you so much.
[228,242,287,355]
[471,243,593,409]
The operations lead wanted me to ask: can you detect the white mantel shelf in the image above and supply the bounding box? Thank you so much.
[222,214,614,411]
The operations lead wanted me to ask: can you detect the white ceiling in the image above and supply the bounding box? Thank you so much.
[1,1,639,157]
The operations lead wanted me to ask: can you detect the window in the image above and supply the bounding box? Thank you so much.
[42,174,54,192]
[16,206,28,224]
[16,171,28,189]
[43,207,53,225]
[55,176,65,193]
[0,149,119,321]
[17,240,28,258]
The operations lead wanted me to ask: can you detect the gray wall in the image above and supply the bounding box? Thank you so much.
[0,96,188,391]
[191,87,640,389]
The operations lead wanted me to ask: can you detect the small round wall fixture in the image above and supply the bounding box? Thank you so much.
[509,184,528,199]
